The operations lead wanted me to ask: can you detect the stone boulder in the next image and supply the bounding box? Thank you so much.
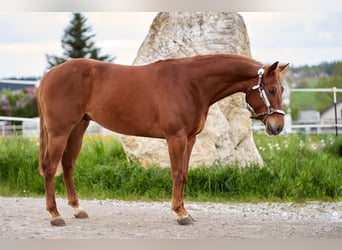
[119,12,263,167]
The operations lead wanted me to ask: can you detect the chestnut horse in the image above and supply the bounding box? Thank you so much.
[37,54,288,226]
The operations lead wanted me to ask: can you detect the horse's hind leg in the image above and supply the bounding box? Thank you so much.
[61,119,90,219]
[43,134,70,226]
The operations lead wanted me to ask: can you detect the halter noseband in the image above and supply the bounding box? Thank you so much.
[246,67,285,122]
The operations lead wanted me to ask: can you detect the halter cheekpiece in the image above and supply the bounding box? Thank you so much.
[246,66,285,122]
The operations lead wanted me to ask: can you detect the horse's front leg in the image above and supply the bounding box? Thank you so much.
[167,135,196,225]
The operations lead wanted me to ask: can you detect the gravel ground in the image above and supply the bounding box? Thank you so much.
[0,197,341,239]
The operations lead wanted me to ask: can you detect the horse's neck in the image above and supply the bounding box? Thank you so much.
[189,56,261,106]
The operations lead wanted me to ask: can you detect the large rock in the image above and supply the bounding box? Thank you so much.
[119,12,263,167]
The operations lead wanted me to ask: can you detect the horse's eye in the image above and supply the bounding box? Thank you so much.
[269,88,276,96]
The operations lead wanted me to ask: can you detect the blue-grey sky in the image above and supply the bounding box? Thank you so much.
[0,12,341,78]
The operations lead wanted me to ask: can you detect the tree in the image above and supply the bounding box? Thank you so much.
[332,62,342,76]
[46,13,115,69]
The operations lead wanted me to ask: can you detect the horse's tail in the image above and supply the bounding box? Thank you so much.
[38,93,64,177]
[38,107,48,176]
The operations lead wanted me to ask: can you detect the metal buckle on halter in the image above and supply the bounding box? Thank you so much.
[258,68,264,77]
[246,66,285,121]
[250,67,264,90]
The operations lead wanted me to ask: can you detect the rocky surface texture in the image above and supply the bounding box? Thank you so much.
[119,12,263,167]
[1,197,341,239]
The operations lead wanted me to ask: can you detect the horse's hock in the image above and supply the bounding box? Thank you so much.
[119,12,263,167]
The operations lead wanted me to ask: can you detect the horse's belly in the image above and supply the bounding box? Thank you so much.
[90,113,165,139]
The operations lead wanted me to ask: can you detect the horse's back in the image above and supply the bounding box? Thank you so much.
[38,59,167,137]
[38,58,204,138]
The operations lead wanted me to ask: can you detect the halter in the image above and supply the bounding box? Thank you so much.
[246,67,285,122]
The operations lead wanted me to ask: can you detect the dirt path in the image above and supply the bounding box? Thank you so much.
[0,197,341,239]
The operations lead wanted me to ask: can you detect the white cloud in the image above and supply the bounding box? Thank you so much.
[0,12,156,77]
[87,12,156,39]
[97,39,143,65]
[241,12,342,65]
[0,41,60,54]
[0,13,69,43]
[0,12,342,78]
[251,46,342,67]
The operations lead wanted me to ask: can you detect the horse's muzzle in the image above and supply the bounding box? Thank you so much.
[265,116,284,135]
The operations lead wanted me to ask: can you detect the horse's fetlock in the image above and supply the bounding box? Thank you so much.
[68,199,79,208]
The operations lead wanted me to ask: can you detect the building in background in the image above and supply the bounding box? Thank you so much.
[0,79,39,92]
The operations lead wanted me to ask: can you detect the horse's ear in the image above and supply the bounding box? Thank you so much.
[268,61,279,74]
[278,63,289,72]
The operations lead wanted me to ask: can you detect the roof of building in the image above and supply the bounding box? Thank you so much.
[0,79,39,91]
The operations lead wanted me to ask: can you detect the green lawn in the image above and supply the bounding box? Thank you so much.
[0,134,341,202]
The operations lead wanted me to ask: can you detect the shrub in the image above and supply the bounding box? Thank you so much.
[0,89,38,121]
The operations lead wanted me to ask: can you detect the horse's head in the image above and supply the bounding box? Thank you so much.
[246,61,289,135]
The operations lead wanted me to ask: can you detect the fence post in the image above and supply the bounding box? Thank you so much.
[333,87,338,136]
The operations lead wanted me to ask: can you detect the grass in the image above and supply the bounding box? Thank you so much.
[291,92,319,110]
[253,134,342,201]
[290,77,322,111]
[0,134,341,202]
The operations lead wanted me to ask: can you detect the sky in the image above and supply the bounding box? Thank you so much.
[0,12,341,78]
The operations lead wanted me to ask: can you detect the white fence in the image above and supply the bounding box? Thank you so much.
[252,123,342,135]
[1,87,342,137]
[0,116,39,137]
[1,117,341,137]
[0,116,116,137]
[291,87,342,135]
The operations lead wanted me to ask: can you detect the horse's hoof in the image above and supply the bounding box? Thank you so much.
[177,214,194,225]
[74,207,89,219]
[50,216,66,226]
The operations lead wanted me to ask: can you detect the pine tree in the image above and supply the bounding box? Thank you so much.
[46,13,115,69]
